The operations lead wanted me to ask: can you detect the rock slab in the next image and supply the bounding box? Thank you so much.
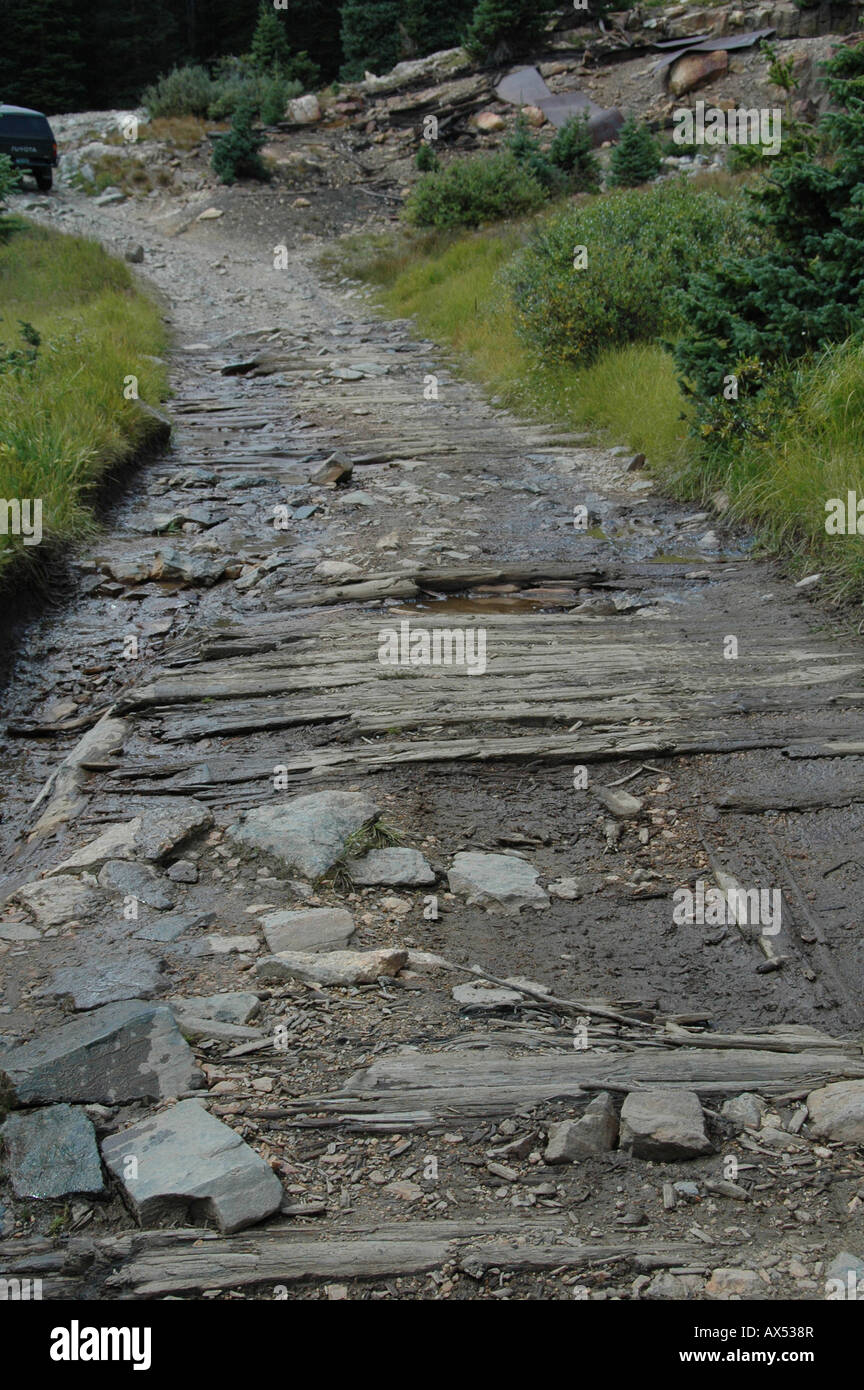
[619,1088,712,1160]
[227,791,379,879]
[2,1104,104,1198]
[101,1099,282,1233]
[262,907,355,954]
[0,1001,202,1105]
[448,852,549,914]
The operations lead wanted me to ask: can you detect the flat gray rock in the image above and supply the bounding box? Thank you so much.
[49,798,213,875]
[40,947,167,1010]
[347,848,435,887]
[0,1000,203,1105]
[452,982,523,1010]
[100,1099,282,1233]
[262,907,355,954]
[135,909,214,942]
[2,1104,104,1198]
[254,947,407,986]
[448,852,549,914]
[619,1088,712,1160]
[807,1080,864,1143]
[169,992,260,1025]
[227,791,379,879]
[11,875,104,927]
[97,860,175,909]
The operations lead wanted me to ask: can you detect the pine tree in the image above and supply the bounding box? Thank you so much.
[340,0,405,80]
[250,3,291,72]
[506,113,562,193]
[403,0,475,58]
[549,111,600,192]
[463,0,553,64]
[0,0,86,112]
[675,38,864,403]
[607,116,661,188]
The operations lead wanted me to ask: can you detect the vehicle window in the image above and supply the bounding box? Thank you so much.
[0,116,50,137]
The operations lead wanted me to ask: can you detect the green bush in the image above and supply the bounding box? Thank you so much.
[404,151,546,228]
[211,101,270,184]
[675,39,864,405]
[549,112,601,192]
[207,59,302,121]
[463,0,553,62]
[142,65,213,118]
[0,154,21,204]
[507,180,747,366]
[608,115,662,187]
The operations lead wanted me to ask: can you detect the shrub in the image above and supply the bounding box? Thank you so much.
[507,180,747,366]
[463,0,553,63]
[141,65,213,119]
[608,115,662,187]
[506,113,564,192]
[674,38,864,405]
[0,154,20,205]
[211,101,270,185]
[415,142,440,172]
[404,151,546,227]
[549,112,601,192]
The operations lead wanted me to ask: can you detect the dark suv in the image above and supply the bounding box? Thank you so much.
[0,104,58,191]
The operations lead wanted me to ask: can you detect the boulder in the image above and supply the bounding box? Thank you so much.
[226,791,379,879]
[49,798,212,875]
[2,1104,104,1198]
[806,1080,864,1144]
[0,1001,202,1106]
[262,907,355,954]
[347,847,435,887]
[11,875,103,928]
[545,1093,618,1162]
[101,1100,282,1233]
[668,50,729,97]
[254,947,407,986]
[287,94,321,124]
[448,851,549,914]
[619,1088,712,1160]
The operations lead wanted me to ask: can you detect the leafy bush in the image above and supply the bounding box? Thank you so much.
[507,180,747,366]
[506,114,564,193]
[463,0,553,63]
[142,65,213,119]
[549,112,601,192]
[404,151,546,228]
[608,115,662,187]
[675,39,864,405]
[207,59,302,121]
[211,101,270,185]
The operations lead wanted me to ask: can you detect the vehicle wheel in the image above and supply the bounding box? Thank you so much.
[35,169,52,192]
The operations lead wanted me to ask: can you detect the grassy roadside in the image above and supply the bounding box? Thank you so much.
[0,220,169,579]
[326,212,864,603]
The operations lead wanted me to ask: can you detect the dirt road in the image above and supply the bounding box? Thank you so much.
[2,169,864,1300]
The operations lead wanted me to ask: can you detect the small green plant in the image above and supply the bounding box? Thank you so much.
[317,820,405,891]
[0,320,40,375]
[548,112,601,192]
[211,101,270,185]
[607,115,662,187]
[404,151,546,228]
[415,142,440,173]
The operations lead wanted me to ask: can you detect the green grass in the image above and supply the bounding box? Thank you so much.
[0,220,168,577]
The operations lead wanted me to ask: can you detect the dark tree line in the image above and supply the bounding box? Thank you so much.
[0,0,559,113]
